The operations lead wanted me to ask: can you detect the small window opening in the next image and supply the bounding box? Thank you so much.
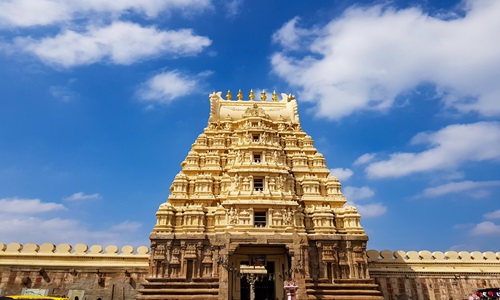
[254,178,263,191]
[253,135,259,142]
[254,211,267,227]
[253,153,261,163]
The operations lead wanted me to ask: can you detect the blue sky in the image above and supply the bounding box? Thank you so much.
[1,0,499,252]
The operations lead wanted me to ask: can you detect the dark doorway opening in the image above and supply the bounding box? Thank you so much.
[186,260,193,281]
[240,261,275,300]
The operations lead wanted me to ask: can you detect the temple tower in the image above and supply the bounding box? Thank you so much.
[137,91,383,300]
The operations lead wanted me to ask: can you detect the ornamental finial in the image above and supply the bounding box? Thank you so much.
[226,90,232,100]
[249,89,255,100]
[237,89,243,100]
[261,90,267,101]
[272,90,278,102]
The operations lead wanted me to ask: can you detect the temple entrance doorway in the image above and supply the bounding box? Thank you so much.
[240,261,275,300]
[228,245,289,300]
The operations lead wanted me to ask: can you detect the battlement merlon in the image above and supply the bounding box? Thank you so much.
[208,91,300,124]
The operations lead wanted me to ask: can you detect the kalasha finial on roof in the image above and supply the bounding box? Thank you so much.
[249,89,255,100]
[226,90,232,100]
[272,90,278,102]
[261,90,267,101]
[237,89,243,100]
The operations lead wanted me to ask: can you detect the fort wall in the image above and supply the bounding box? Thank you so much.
[1,243,499,300]
[0,243,149,300]
[367,249,500,300]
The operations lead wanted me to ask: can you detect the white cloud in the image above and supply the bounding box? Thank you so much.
[329,168,353,181]
[63,192,102,201]
[0,197,66,214]
[365,122,500,178]
[111,221,142,231]
[49,85,77,102]
[343,186,385,218]
[0,0,70,28]
[0,216,146,246]
[484,210,500,220]
[421,180,500,198]
[353,153,375,165]
[14,22,211,67]
[137,70,200,105]
[225,0,244,18]
[469,221,500,236]
[271,0,500,119]
[343,186,374,201]
[0,196,145,246]
[355,203,387,218]
[0,0,212,28]
[272,17,317,51]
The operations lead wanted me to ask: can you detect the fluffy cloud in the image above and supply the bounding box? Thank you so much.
[365,122,500,178]
[470,221,500,236]
[63,192,102,201]
[137,70,201,105]
[421,180,500,198]
[0,197,66,214]
[484,210,500,220]
[329,168,353,181]
[111,221,142,231]
[272,17,315,51]
[355,203,387,218]
[49,85,77,102]
[342,186,386,218]
[271,0,500,119]
[225,0,244,18]
[0,216,146,246]
[14,22,211,67]
[0,0,211,28]
[343,186,374,202]
[353,153,376,166]
[0,196,146,246]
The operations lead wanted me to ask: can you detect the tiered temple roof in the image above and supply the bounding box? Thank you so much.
[153,90,364,236]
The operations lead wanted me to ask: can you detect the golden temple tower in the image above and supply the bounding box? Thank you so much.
[138,91,382,300]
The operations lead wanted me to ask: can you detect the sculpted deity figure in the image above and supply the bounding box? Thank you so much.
[276,176,284,190]
[269,177,276,191]
[228,207,239,224]
[261,132,268,143]
[245,132,252,143]
[232,175,240,189]
[338,251,350,279]
[284,208,293,225]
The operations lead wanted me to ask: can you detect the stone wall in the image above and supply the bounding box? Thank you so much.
[0,243,149,300]
[1,243,500,300]
[367,250,500,300]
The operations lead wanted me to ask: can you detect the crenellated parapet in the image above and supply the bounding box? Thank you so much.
[367,249,500,275]
[0,242,149,268]
[366,250,500,299]
[367,249,500,262]
[0,242,149,255]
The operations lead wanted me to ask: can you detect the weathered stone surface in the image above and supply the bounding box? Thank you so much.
[0,244,148,299]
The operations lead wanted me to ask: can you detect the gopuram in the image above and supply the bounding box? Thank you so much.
[137,90,383,300]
